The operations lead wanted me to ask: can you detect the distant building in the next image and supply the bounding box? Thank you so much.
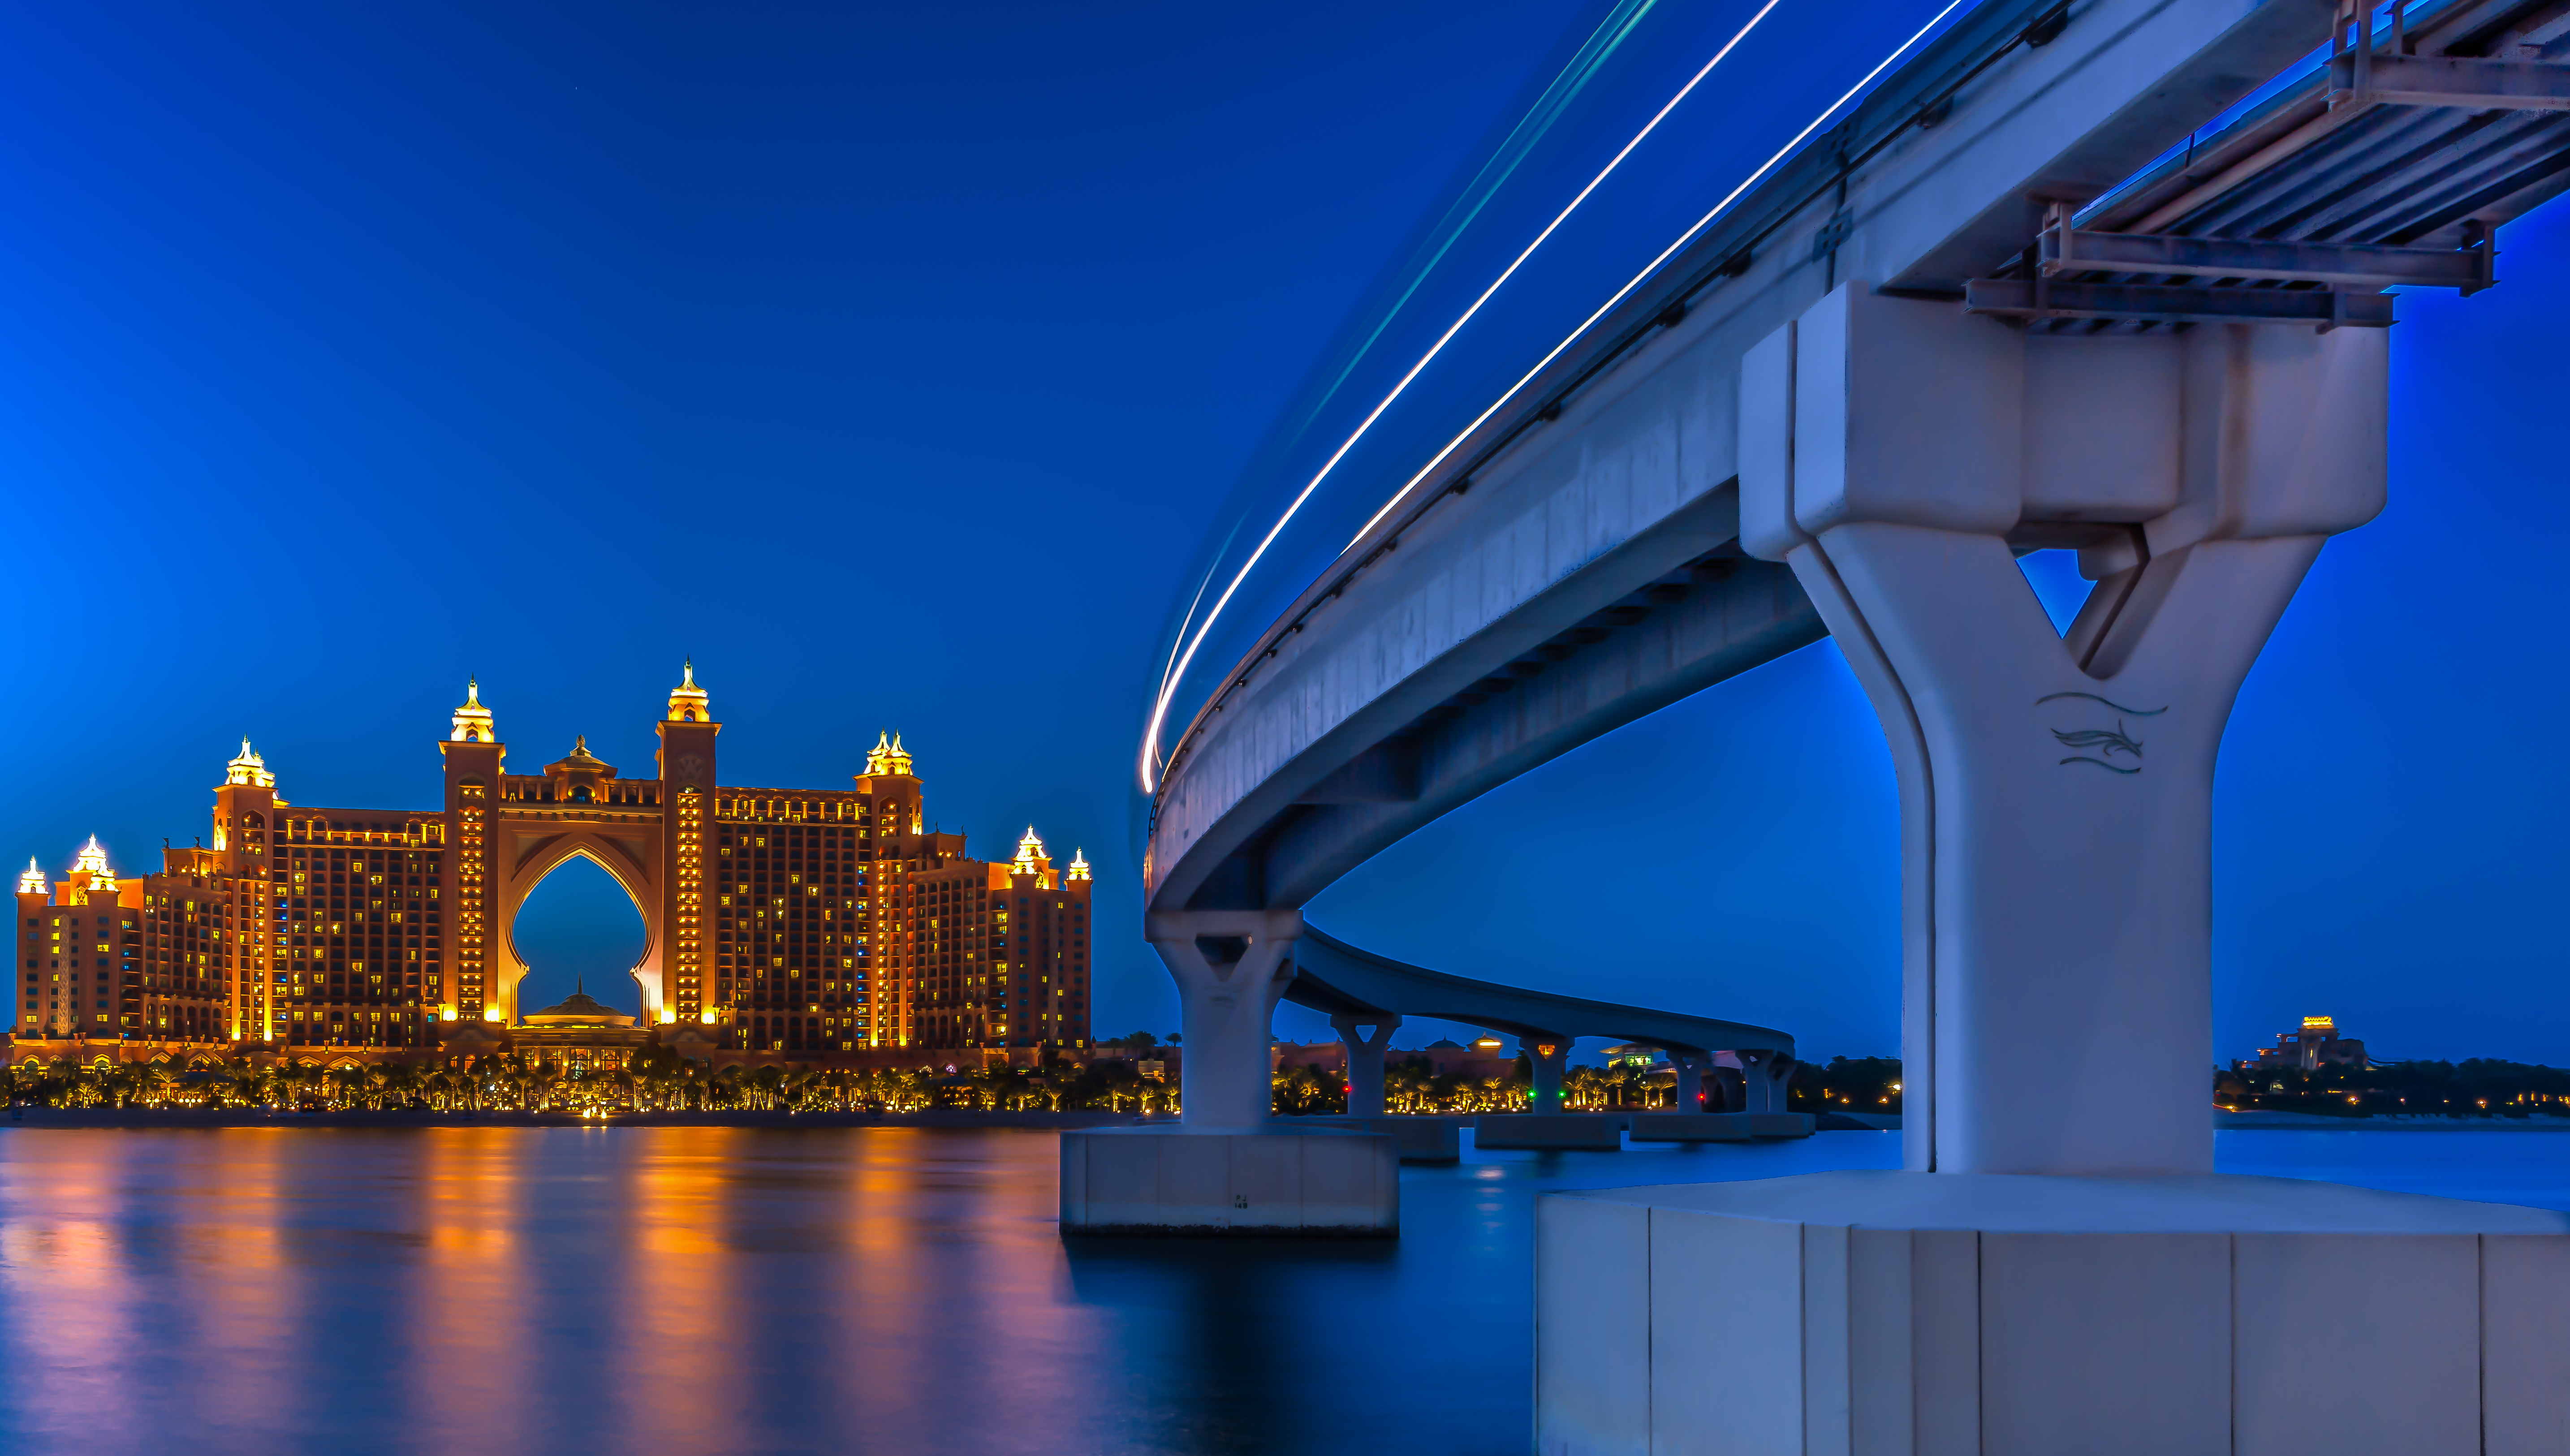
[510,982,650,1075]
[9,670,1093,1068]
[1396,1035,1517,1082]
[896,823,1093,1053]
[2245,1016,2369,1073]
[1272,1040,1345,1075]
[14,837,148,1041]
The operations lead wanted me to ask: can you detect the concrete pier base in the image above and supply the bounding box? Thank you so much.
[1626,1111,1817,1142]
[1537,1171,2570,1456]
[1302,1114,1461,1163]
[1473,1114,1625,1151]
[1059,1126,1397,1236]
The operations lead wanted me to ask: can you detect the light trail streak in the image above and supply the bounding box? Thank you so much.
[1291,0,1668,445]
[1344,0,1975,549]
[1140,0,1788,794]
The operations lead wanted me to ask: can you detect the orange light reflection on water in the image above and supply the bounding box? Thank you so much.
[406,1129,533,1444]
[0,1125,1139,1454]
[613,1128,747,1444]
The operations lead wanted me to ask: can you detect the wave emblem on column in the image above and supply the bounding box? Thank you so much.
[2038,691,2165,774]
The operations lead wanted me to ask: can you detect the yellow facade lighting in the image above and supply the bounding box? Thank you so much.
[450,677,496,742]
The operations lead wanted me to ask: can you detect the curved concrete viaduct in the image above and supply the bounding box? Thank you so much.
[1285,924,1794,1115]
[1131,0,2350,1158]
[1134,0,2570,1166]
[1142,0,2348,925]
[1084,18,2570,1439]
[1134,0,2316,1164]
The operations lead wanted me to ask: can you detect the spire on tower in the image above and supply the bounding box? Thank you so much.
[70,836,116,891]
[667,659,711,723]
[451,677,496,743]
[1067,849,1091,882]
[865,731,915,778]
[15,857,43,896]
[225,737,276,788]
[1012,826,1053,885]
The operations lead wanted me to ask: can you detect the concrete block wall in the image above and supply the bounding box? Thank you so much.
[1059,1127,1397,1236]
[1535,1171,2570,1456]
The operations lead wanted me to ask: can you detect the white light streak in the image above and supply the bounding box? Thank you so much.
[1346,0,1973,548]
[1140,0,1790,793]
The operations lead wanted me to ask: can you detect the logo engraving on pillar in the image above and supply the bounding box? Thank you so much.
[2035,691,2167,775]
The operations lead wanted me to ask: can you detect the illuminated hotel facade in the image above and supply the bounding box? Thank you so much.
[10,669,1093,1063]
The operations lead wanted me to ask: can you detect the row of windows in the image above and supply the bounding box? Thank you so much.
[496,777,660,806]
[276,819,443,848]
[716,795,883,823]
[274,851,442,876]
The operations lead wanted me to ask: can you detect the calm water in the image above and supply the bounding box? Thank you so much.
[2,1125,2565,1455]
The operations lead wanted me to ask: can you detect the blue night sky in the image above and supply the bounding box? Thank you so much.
[3,2,2562,1067]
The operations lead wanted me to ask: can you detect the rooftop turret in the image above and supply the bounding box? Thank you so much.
[865,730,915,778]
[451,677,496,743]
[224,738,276,789]
[667,660,711,723]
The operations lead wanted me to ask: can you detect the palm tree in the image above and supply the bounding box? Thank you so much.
[386,1062,425,1110]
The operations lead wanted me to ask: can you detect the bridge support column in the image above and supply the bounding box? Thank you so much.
[1059,909,1395,1236]
[1147,909,1302,1129]
[1543,286,2570,1451]
[1523,1035,1569,1114]
[1740,284,2390,1173]
[1733,1047,1793,1115]
[1708,1064,1744,1114]
[1668,1051,1708,1111]
[1329,1012,1399,1117]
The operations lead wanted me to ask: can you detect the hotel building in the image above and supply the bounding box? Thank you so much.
[2242,1015,2370,1074]
[11,669,1092,1062]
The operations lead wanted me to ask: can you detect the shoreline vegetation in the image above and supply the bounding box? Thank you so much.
[2216,1056,2570,1121]
[9,1048,2564,1128]
[4,1106,2558,1132]
[2,1049,1179,1116]
[2,1106,1152,1129]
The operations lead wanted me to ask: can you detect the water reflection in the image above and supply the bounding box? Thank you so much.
[0,1126,2559,1455]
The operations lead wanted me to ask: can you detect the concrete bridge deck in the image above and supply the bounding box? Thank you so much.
[1285,925,1789,1058]
[1144,0,2570,932]
[1285,922,1800,1121]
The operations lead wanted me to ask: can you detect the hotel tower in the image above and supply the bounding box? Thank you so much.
[12,669,1093,1061]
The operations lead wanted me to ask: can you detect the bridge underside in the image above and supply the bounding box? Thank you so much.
[1284,924,1790,1056]
[1178,488,1825,914]
[1151,0,2570,930]
[1143,0,2570,1098]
